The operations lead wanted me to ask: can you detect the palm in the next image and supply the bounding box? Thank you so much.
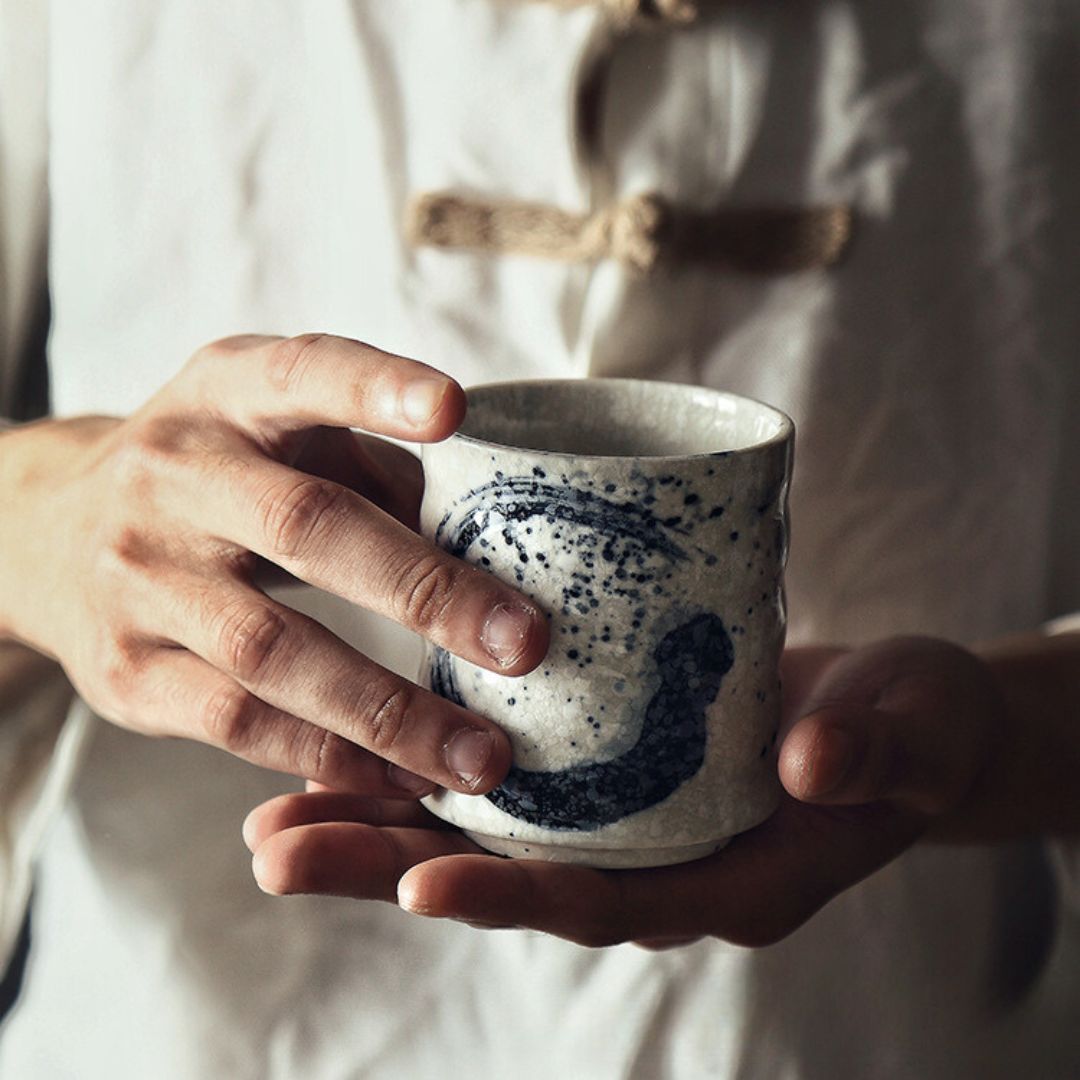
[243,642,978,947]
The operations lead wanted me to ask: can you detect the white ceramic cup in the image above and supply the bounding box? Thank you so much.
[419,378,793,869]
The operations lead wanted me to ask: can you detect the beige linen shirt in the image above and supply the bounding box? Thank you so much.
[2,2,1079,1077]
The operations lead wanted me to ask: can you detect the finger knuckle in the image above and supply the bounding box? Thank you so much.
[370,827,408,872]
[201,682,257,752]
[109,433,157,503]
[190,339,230,368]
[358,685,413,755]
[265,333,329,394]
[132,414,192,459]
[182,340,231,392]
[109,416,202,510]
[395,556,464,634]
[215,600,288,682]
[290,725,344,783]
[97,636,144,702]
[99,523,153,576]
[258,477,348,560]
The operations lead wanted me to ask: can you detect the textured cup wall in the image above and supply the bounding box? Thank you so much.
[420,379,793,868]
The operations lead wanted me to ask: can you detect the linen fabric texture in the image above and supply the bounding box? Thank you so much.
[1,2,1080,1077]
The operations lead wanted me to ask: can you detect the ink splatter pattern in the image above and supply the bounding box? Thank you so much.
[425,466,777,831]
[417,383,792,865]
[432,612,733,830]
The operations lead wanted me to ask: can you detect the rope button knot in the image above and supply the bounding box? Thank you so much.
[525,0,698,29]
[406,191,853,276]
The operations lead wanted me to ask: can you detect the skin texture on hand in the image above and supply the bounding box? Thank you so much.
[0,334,549,798]
[243,631,1080,949]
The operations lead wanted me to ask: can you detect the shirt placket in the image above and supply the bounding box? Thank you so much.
[405,1,853,277]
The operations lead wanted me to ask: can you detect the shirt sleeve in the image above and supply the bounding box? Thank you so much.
[0,647,87,976]
[1043,613,1080,915]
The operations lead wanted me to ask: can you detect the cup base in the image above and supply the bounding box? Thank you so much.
[463,831,730,869]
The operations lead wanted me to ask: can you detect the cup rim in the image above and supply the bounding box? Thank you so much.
[447,377,794,461]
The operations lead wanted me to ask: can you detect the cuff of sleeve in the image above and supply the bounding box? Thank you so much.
[0,645,88,974]
[1042,613,1080,914]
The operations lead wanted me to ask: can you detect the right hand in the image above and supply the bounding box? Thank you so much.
[0,334,549,796]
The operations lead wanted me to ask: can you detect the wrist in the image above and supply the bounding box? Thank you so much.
[0,415,119,644]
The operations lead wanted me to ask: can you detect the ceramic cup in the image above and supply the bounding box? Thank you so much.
[419,378,793,869]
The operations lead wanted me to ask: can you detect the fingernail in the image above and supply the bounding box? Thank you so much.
[387,763,436,796]
[481,603,534,667]
[804,726,857,798]
[401,378,449,426]
[446,727,495,789]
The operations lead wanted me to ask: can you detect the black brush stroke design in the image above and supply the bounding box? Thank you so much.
[429,613,733,830]
[427,475,733,830]
[434,477,688,564]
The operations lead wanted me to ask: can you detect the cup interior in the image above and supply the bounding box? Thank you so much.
[458,379,790,458]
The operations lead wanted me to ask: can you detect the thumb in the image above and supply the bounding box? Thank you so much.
[779,658,999,819]
[778,704,958,814]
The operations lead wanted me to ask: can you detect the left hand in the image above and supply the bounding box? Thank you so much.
[242,636,1010,948]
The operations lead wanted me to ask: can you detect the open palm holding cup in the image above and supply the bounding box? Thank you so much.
[244,634,1023,948]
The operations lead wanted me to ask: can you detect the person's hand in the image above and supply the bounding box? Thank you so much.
[0,334,548,797]
[242,635,1021,947]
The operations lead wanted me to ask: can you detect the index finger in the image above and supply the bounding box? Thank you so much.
[180,334,466,444]
[181,451,549,675]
